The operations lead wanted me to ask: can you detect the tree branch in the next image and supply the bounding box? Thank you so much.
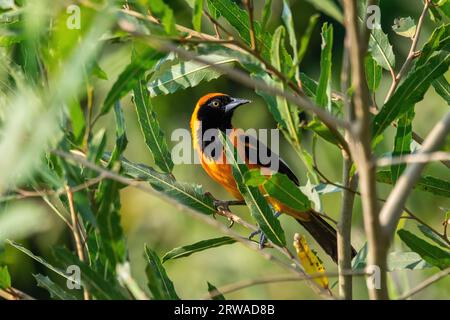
[343,0,387,299]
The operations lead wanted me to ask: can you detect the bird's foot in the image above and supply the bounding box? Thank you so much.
[248,212,281,249]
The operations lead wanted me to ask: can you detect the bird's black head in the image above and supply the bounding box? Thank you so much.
[194,93,251,131]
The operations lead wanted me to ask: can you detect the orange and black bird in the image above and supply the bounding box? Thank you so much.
[191,93,356,263]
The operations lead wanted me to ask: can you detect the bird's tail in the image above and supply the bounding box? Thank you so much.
[296,210,357,263]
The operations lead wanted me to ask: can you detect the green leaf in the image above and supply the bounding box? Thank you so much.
[193,0,204,32]
[316,23,333,110]
[387,252,431,271]
[365,55,382,92]
[133,79,174,173]
[221,133,286,246]
[34,274,78,300]
[352,243,431,271]
[376,171,450,198]
[398,229,450,270]
[101,49,163,116]
[68,99,85,144]
[245,169,311,212]
[162,237,236,263]
[416,23,450,69]
[391,110,414,183]
[296,14,320,68]
[145,245,179,300]
[207,281,225,300]
[148,54,237,96]
[206,0,273,60]
[281,0,298,63]
[53,247,130,300]
[304,0,343,24]
[7,240,72,282]
[270,26,300,143]
[148,0,177,35]
[94,103,128,270]
[359,1,395,71]
[306,118,338,146]
[114,156,216,215]
[418,225,450,249]
[392,17,416,38]
[261,0,273,29]
[0,265,11,289]
[433,76,450,105]
[373,51,450,138]
[264,173,312,212]
[244,168,269,187]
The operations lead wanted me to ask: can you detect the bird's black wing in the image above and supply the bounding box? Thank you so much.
[239,133,300,186]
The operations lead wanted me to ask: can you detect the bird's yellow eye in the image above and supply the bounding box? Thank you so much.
[211,100,220,107]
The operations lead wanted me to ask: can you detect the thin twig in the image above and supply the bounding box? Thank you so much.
[205,270,368,300]
[243,0,257,52]
[343,0,387,299]
[398,266,450,300]
[385,0,430,102]
[0,287,35,300]
[65,185,90,300]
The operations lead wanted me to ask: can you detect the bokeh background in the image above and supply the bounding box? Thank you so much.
[2,0,450,299]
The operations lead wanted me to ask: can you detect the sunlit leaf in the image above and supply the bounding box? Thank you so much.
[293,234,329,289]
[148,54,237,96]
[433,76,450,105]
[392,17,416,38]
[0,266,11,289]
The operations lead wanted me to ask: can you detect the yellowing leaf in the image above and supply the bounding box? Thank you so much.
[293,233,329,289]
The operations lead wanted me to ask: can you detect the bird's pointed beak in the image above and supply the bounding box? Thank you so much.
[225,97,251,113]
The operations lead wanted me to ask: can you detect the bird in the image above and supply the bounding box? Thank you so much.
[190,93,356,263]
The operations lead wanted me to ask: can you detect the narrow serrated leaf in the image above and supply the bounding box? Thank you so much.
[110,156,216,215]
[316,23,333,110]
[148,54,237,96]
[133,80,173,173]
[145,246,179,300]
[391,110,414,183]
[221,133,286,247]
[373,52,450,138]
[162,237,236,263]
[34,274,78,300]
[398,229,450,270]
